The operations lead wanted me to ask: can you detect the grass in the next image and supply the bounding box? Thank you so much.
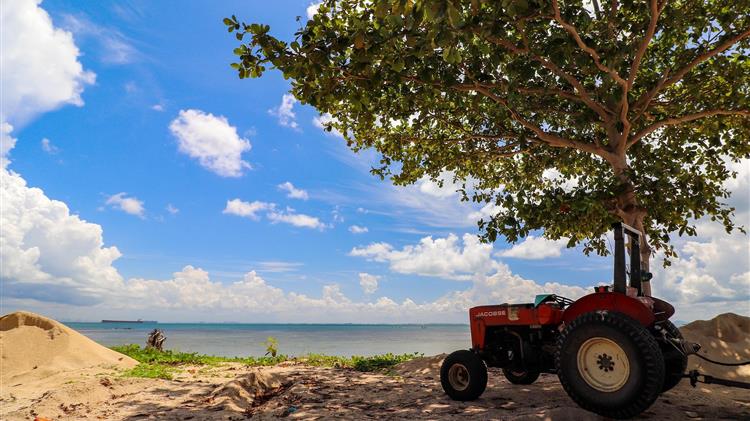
[112,344,422,380]
[111,344,286,366]
[122,362,178,380]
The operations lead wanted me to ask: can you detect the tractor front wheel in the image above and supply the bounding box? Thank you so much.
[502,367,540,385]
[440,350,487,401]
[556,311,665,419]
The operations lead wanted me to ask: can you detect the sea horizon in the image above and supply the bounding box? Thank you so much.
[67,321,473,358]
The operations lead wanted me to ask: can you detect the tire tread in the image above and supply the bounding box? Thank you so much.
[555,311,665,419]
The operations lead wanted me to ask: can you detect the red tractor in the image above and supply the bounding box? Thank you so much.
[440,223,690,419]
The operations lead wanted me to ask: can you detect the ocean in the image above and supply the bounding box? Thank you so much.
[66,322,472,358]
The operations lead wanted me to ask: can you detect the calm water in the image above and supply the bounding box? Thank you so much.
[66,322,471,358]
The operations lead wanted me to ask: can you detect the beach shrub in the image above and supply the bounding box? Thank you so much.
[263,336,279,357]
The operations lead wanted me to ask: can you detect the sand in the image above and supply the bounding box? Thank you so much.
[0,311,136,385]
[680,312,750,381]
[1,312,748,420]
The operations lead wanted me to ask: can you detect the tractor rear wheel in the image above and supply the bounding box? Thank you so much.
[440,350,487,401]
[502,367,540,385]
[659,320,687,392]
[556,312,665,419]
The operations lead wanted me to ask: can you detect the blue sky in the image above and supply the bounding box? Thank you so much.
[2,1,747,323]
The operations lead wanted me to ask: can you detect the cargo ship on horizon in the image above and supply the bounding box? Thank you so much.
[101,319,157,324]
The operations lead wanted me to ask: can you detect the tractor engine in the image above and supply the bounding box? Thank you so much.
[471,298,570,380]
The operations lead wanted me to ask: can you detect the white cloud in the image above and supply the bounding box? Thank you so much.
[351,233,499,280]
[1,169,587,321]
[542,168,580,193]
[166,204,179,215]
[313,113,343,138]
[267,207,327,230]
[278,181,309,200]
[257,261,303,273]
[223,199,273,220]
[1,0,95,127]
[417,172,460,198]
[224,199,326,230]
[306,2,323,19]
[498,235,568,260]
[1,167,124,305]
[151,104,165,112]
[349,225,369,234]
[123,81,138,93]
[1,122,18,168]
[359,273,379,294]
[40,138,59,154]
[268,94,299,130]
[60,14,137,65]
[105,193,145,218]
[646,158,750,320]
[350,232,589,309]
[169,109,252,177]
[467,202,504,222]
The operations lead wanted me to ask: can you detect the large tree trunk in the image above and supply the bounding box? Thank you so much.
[609,153,653,296]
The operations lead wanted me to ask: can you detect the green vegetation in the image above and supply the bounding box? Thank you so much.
[112,344,422,380]
[263,336,279,357]
[111,344,286,366]
[301,352,422,371]
[122,362,178,380]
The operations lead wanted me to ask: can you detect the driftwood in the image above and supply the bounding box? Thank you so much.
[146,329,166,351]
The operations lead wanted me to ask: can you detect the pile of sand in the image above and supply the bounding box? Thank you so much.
[680,312,750,381]
[394,354,445,377]
[208,368,291,411]
[0,311,136,383]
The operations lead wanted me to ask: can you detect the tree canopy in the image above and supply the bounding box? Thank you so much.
[225,0,750,274]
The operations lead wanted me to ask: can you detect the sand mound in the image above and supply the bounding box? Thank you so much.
[680,312,750,381]
[0,311,137,383]
[394,354,446,377]
[209,368,290,411]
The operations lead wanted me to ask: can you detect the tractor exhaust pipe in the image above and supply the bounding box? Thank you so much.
[612,222,643,296]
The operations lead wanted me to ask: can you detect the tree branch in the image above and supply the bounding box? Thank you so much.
[633,28,750,114]
[627,109,750,148]
[473,85,606,156]
[627,0,664,90]
[551,0,628,88]
[484,30,613,121]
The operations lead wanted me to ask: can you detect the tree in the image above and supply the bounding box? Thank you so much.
[225,0,750,295]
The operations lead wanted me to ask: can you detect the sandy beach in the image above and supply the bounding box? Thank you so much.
[1,311,748,420]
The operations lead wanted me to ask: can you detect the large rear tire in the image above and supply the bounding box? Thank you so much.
[556,312,665,419]
[440,350,488,401]
[659,320,687,392]
[502,367,540,385]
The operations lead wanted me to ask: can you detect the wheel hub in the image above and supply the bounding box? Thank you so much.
[597,353,615,372]
[577,337,630,392]
[447,363,470,391]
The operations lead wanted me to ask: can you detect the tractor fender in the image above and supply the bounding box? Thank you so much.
[562,292,655,327]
